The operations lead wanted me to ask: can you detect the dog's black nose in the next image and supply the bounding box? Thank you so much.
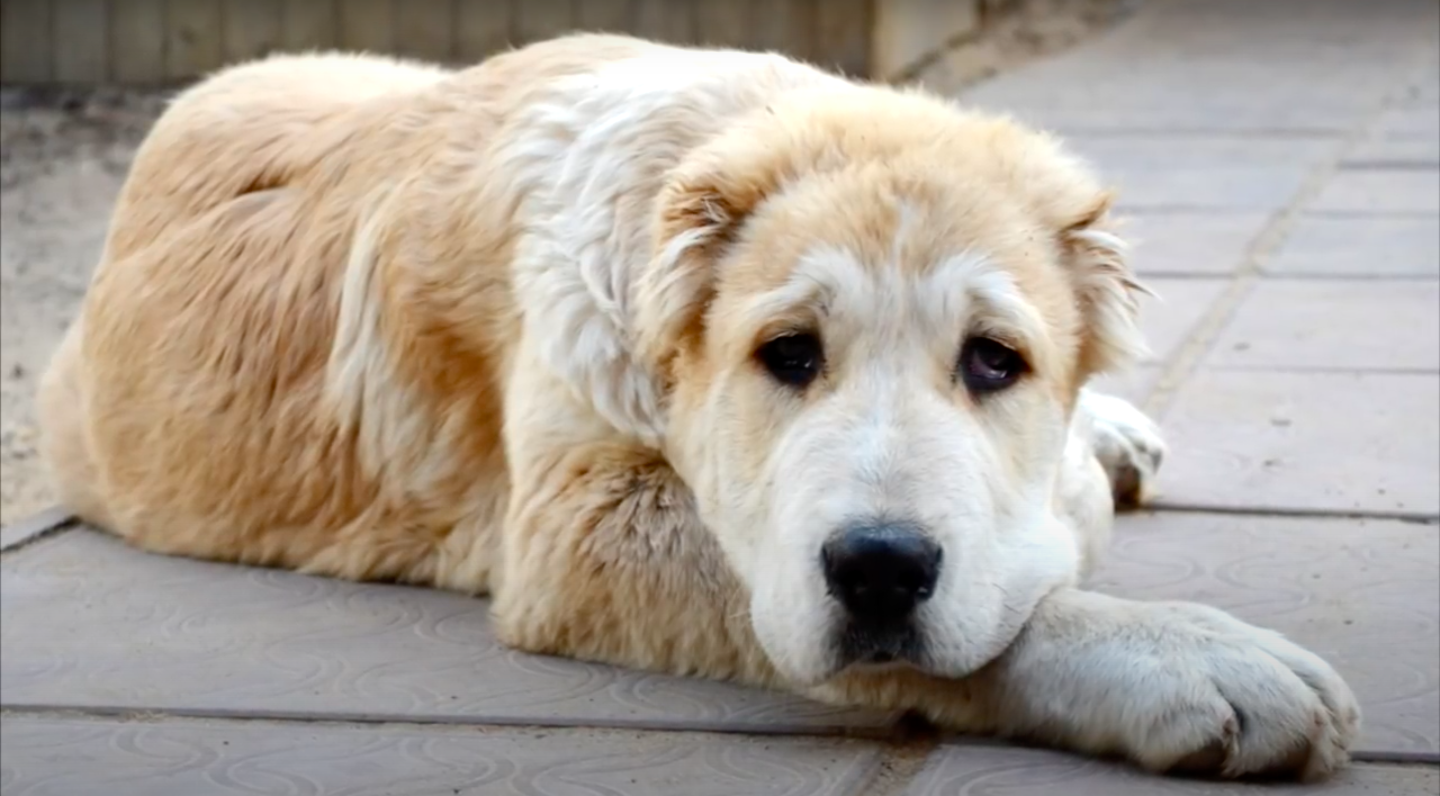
[822,523,942,623]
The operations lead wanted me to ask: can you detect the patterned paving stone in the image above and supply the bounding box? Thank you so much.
[1206,281,1440,371]
[1096,512,1440,759]
[1264,215,1440,277]
[0,530,893,734]
[1309,170,1440,215]
[0,716,883,796]
[1121,212,1268,276]
[905,744,1439,795]
[1155,370,1440,515]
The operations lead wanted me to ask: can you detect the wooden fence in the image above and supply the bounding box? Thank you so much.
[0,0,894,85]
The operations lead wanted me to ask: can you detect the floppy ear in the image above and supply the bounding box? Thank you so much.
[1059,192,1151,379]
[633,158,772,377]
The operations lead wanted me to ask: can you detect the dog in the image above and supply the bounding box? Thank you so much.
[37,33,1358,781]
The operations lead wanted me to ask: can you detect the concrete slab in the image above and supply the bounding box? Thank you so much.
[1343,135,1440,169]
[1087,365,1162,406]
[1156,370,1440,516]
[961,0,1437,134]
[1122,212,1269,276]
[0,530,894,735]
[1096,512,1440,759]
[1134,278,1231,364]
[906,744,1439,795]
[0,716,884,796]
[1206,281,1440,371]
[1062,136,1336,212]
[1309,170,1440,216]
[1264,215,1440,277]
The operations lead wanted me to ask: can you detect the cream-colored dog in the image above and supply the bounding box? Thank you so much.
[38,34,1358,780]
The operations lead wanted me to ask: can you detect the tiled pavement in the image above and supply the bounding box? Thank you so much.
[2,0,1437,793]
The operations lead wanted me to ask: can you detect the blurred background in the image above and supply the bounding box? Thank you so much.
[0,0,1124,88]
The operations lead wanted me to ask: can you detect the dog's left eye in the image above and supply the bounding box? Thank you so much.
[756,332,824,388]
[958,337,1027,393]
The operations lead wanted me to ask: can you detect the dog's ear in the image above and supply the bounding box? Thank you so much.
[633,157,772,377]
[1058,191,1151,379]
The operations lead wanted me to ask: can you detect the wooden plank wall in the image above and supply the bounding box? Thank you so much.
[1,0,874,85]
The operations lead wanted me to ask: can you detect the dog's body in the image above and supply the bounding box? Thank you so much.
[39,35,1358,780]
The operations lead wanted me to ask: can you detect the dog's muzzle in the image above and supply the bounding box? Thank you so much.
[822,521,942,666]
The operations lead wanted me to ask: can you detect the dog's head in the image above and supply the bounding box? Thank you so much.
[634,87,1146,686]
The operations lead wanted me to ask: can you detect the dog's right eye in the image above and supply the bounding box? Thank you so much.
[756,333,824,388]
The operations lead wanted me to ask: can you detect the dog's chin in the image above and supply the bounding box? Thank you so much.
[829,621,930,676]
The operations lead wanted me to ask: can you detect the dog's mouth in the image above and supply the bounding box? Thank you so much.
[836,621,926,671]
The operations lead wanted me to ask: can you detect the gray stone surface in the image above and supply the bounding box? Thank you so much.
[0,716,883,796]
[0,505,73,552]
[1063,135,1332,211]
[1133,278,1231,364]
[1372,103,1440,139]
[962,0,1437,135]
[906,745,1440,795]
[0,530,893,735]
[1343,135,1440,168]
[1088,365,1162,405]
[1097,512,1440,759]
[1206,281,1440,371]
[1309,170,1440,216]
[1264,215,1440,277]
[1156,370,1440,516]
[1122,212,1270,276]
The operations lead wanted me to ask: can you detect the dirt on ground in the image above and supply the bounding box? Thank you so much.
[0,0,1123,527]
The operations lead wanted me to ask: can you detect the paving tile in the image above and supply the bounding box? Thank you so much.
[1309,170,1440,215]
[1373,103,1440,140]
[1264,215,1440,277]
[0,716,883,796]
[0,530,893,734]
[1094,512,1440,759]
[907,744,1439,795]
[1070,278,1228,424]
[1206,281,1440,371]
[1088,365,1162,406]
[0,505,73,551]
[1156,370,1440,515]
[1134,278,1230,364]
[1070,137,1339,171]
[1343,135,1440,168]
[1121,212,1268,276]
[1061,136,1335,213]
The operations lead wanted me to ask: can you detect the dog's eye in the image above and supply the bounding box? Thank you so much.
[756,333,824,388]
[959,337,1027,393]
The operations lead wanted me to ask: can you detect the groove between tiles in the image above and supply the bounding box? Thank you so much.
[1139,503,1440,524]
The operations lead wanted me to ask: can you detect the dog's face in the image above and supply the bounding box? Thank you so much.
[636,90,1145,686]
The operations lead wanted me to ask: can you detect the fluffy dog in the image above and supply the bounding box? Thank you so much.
[38,34,1358,780]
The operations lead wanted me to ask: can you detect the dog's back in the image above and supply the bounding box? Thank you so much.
[36,34,753,585]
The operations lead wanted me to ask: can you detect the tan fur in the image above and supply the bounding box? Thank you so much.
[38,35,1357,781]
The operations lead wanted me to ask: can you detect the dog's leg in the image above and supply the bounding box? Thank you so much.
[1078,388,1167,507]
[492,425,1359,780]
[491,436,782,687]
[816,588,1360,781]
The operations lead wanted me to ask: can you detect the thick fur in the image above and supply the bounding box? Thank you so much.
[38,35,1358,780]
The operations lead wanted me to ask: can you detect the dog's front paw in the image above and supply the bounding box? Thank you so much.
[1105,602,1360,781]
[1081,389,1166,506]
